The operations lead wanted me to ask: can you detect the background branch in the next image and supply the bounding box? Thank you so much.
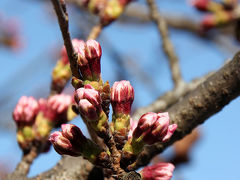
[146,0,183,88]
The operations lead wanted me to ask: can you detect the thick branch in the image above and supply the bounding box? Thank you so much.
[146,0,183,88]
[51,0,81,79]
[129,52,240,170]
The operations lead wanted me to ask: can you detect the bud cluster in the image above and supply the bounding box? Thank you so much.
[121,112,177,168]
[191,0,237,30]
[14,39,177,178]
[12,94,75,152]
[74,84,109,137]
[82,0,132,26]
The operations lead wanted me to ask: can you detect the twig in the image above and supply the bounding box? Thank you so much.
[128,51,240,170]
[146,0,183,88]
[87,24,103,40]
[51,0,81,79]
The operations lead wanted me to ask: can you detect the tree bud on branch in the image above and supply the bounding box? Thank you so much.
[13,96,39,127]
[140,162,175,180]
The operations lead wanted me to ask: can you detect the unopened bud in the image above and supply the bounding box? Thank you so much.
[134,112,177,145]
[75,85,102,122]
[13,96,39,126]
[49,131,80,156]
[61,39,82,64]
[85,40,102,80]
[111,80,134,115]
[140,162,175,180]
[191,0,210,11]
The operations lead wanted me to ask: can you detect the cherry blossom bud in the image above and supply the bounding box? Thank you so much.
[111,80,134,115]
[39,94,73,126]
[132,112,157,139]
[191,0,209,11]
[75,85,102,122]
[49,131,80,156]
[48,94,73,114]
[61,39,82,65]
[85,40,102,80]
[78,99,99,121]
[50,124,104,162]
[133,112,177,145]
[61,124,87,144]
[13,96,39,126]
[140,162,175,180]
[201,14,217,30]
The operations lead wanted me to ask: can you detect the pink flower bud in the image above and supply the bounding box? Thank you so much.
[191,0,209,11]
[85,40,102,80]
[38,94,73,126]
[111,80,134,115]
[75,85,102,121]
[49,131,79,156]
[62,39,102,81]
[140,162,175,180]
[49,124,88,156]
[78,99,99,121]
[61,39,83,65]
[13,96,39,126]
[61,124,87,144]
[48,94,73,114]
[132,112,157,139]
[132,112,177,145]
[201,15,216,30]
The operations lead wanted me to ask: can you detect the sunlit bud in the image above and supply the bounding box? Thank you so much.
[140,162,175,180]
[85,40,102,80]
[201,14,217,30]
[49,131,80,156]
[61,124,87,144]
[13,96,39,126]
[75,85,101,107]
[132,112,157,139]
[61,38,82,64]
[111,80,134,115]
[191,0,209,11]
[75,85,102,121]
[48,94,73,114]
[133,112,177,145]
[78,99,99,121]
[38,94,73,126]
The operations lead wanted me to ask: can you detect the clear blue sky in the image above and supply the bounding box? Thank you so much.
[0,0,240,179]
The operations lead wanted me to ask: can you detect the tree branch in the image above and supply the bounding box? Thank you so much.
[51,0,81,79]
[146,0,183,88]
[129,51,240,170]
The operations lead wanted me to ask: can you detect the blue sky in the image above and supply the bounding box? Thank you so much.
[0,0,240,179]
